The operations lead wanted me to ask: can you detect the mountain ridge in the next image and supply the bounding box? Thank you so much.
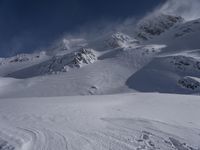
[0,13,200,97]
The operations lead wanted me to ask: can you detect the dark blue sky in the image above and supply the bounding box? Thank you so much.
[0,0,165,57]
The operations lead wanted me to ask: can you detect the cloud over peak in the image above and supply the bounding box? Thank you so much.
[158,0,200,21]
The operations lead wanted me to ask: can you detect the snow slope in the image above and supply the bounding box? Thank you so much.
[147,18,200,52]
[0,93,199,150]
[0,51,49,76]
[126,49,200,94]
[7,48,97,78]
[0,44,165,98]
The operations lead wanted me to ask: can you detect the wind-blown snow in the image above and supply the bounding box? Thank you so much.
[158,0,200,21]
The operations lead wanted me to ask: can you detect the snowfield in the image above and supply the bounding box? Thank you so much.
[0,93,199,150]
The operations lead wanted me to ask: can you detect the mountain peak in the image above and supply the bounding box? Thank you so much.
[135,13,184,40]
[106,32,139,49]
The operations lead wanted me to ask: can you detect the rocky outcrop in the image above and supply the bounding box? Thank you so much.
[106,32,139,48]
[39,48,97,74]
[178,76,200,90]
[169,55,200,72]
[136,14,183,40]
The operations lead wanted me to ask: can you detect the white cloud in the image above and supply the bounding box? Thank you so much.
[158,0,200,21]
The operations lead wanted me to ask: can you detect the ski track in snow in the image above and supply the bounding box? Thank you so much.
[0,93,199,150]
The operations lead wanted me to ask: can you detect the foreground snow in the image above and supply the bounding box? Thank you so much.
[0,93,199,150]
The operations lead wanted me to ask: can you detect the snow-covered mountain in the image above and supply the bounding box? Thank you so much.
[0,9,200,150]
[7,48,97,78]
[0,13,200,97]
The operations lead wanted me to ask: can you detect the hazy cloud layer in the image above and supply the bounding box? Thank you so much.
[2,0,200,56]
[0,0,163,57]
[56,0,200,48]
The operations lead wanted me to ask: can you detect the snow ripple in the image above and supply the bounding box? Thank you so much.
[0,94,199,150]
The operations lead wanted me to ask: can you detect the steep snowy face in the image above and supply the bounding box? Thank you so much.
[174,20,200,38]
[105,32,139,48]
[170,18,200,39]
[136,14,184,40]
[148,18,200,53]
